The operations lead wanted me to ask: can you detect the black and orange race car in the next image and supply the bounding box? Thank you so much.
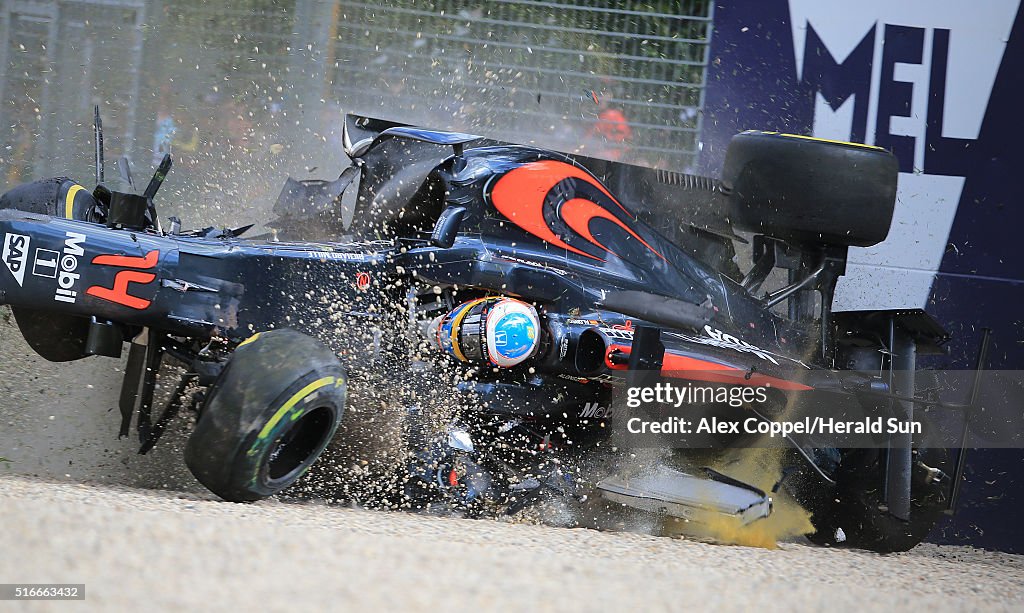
[1,112,979,552]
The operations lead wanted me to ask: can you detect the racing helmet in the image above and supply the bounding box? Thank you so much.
[430,297,540,368]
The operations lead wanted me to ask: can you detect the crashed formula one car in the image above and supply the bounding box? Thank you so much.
[0,112,975,552]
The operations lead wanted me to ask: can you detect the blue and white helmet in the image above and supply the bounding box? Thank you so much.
[484,298,541,367]
[431,297,540,368]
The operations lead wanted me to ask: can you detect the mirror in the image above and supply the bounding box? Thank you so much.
[430,205,467,248]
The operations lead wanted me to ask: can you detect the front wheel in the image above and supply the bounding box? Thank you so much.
[184,329,346,502]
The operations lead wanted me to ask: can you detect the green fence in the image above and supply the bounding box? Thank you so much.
[0,0,713,200]
[328,0,712,168]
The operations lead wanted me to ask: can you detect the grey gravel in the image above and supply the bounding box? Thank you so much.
[1,474,1022,612]
[2,311,1023,611]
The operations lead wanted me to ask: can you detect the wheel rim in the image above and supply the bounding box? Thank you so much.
[265,406,334,482]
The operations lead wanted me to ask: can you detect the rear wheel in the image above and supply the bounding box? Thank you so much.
[806,447,949,552]
[184,329,346,502]
[722,131,898,247]
[1,177,100,361]
[805,326,950,553]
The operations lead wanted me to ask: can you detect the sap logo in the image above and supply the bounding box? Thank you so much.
[579,402,612,419]
[790,0,1018,173]
[53,232,86,303]
[2,233,30,286]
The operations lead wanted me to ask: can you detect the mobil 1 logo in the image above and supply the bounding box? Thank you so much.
[2,233,30,286]
[53,232,86,304]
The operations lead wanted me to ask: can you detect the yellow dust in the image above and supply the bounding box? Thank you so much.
[662,449,815,549]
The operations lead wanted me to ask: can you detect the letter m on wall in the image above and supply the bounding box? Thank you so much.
[801,24,875,144]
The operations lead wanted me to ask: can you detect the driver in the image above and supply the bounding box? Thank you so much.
[428,297,541,368]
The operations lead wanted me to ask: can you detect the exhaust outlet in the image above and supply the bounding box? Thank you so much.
[576,327,626,376]
[534,320,631,380]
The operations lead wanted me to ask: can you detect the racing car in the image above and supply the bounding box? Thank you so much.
[0,111,975,552]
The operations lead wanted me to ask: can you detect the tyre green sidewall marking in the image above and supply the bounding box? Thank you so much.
[247,375,342,457]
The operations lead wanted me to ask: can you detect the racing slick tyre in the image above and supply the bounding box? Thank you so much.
[0,177,99,361]
[805,447,949,553]
[722,131,898,248]
[184,329,347,502]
